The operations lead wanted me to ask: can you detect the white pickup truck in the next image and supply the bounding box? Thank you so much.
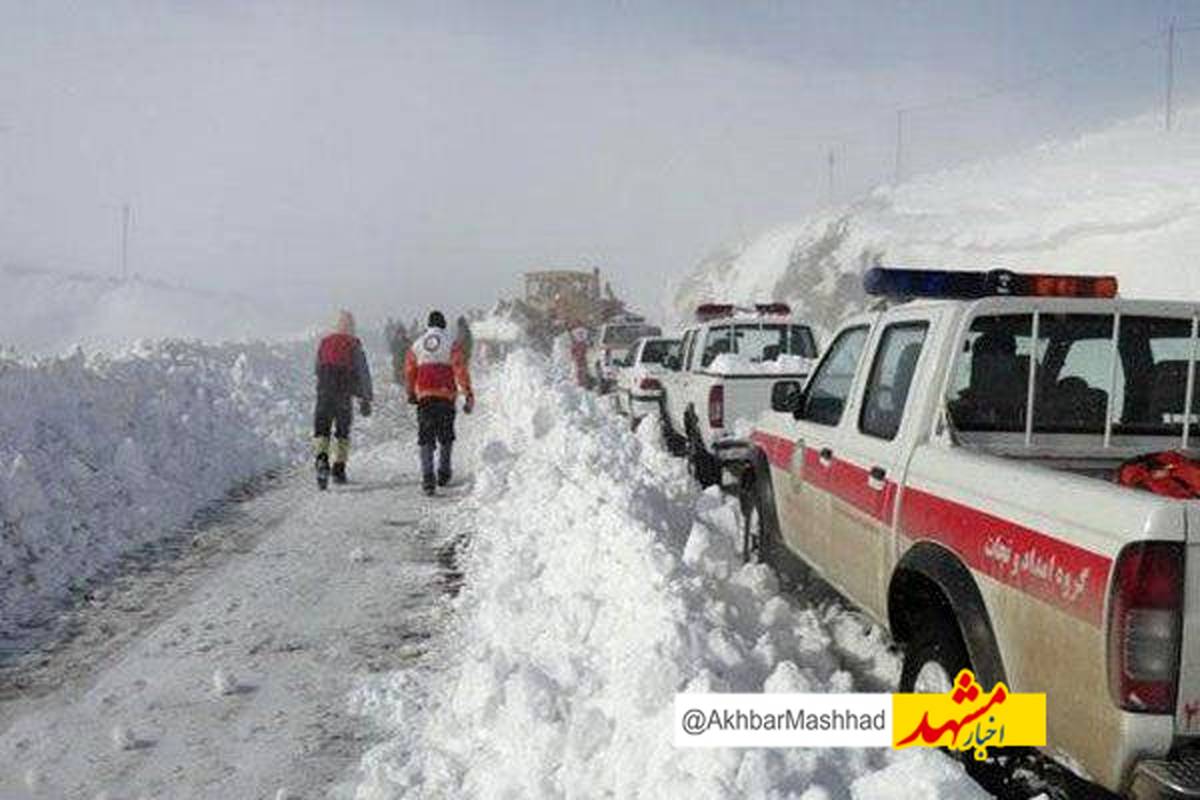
[589,318,662,393]
[731,266,1200,798]
[658,304,818,486]
[613,335,681,424]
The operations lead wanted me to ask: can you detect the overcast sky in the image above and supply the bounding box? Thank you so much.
[0,0,1188,324]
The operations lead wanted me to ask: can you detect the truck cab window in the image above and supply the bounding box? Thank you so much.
[701,326,733,367]
[947,314,1034,432]
[860,322,928,440]
[737,324,817,362]
[681,330,697,371]
[798,326,869,426]
[948,312,1199,438]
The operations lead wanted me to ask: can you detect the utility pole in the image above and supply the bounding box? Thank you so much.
[894,109,905,184]
[1167,18,1177,131]
[827,148,835,205]
[121,203,131,282]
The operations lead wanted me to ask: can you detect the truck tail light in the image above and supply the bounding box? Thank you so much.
[639,377,661,392]
[708,385,724,429]
[1108,541,1183,713]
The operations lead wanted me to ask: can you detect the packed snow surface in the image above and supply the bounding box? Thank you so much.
[0,339,314,637]
[673,108,1200,329]
[353,350,986,799]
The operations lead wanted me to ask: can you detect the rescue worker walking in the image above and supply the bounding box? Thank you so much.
[314,310,373,490]
[404,310,474,496]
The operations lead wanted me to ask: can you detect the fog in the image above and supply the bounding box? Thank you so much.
[0,1,1182,328]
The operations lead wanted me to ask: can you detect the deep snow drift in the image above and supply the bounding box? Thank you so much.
[0,339,314,638]
[672,108,1200,330]
[352,350,986,799]
[0,264,301,356]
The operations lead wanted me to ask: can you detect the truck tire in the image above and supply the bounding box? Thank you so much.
[898,614,971,694]
[898,613,1033,795]
[741,468,777,564]
[687,429,721,488]
[658,404,687,456]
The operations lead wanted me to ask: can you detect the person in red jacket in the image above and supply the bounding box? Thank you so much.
[314,310,373,489]
[404,310,474,495]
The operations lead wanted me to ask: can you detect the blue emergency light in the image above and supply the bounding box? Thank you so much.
[863,267,1118,300]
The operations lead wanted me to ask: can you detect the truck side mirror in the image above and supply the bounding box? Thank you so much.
[771,380,804,414]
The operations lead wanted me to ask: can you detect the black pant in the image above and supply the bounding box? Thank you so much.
[417,398,456,445]
[314,392,353,440]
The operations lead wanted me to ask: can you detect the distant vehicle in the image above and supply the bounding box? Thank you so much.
[729,266,1200,798]
[658,303,817,486]
[589,318,662,392]
[613,336,681,424]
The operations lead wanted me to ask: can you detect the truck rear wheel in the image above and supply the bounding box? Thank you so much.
[899,616,1037,796]
[899,616,971,694]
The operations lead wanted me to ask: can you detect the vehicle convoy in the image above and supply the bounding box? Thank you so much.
[612,335,681,422]
[729,266,1200,798]
[659,303,818,486]
[589,317,662,392]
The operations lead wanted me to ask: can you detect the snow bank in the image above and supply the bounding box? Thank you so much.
[674,107,1200,330]
[0,339,314,637]
[354,350,984,799]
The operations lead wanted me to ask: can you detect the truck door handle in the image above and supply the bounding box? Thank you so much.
[868,466,887,491]
[818,447,833,467]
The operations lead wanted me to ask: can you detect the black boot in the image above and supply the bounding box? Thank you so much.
[315,452,330,490]
[437,470,451,487]
[423,482,436,497]
[331,461,347,485]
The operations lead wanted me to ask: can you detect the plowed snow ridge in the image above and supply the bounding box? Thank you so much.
[353,349,988,800]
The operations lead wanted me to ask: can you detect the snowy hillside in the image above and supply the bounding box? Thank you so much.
[673,109,1200,332]
[0,265,296,355]
[0,339,315,637]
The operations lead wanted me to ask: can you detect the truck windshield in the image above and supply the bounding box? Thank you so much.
[640,339,678,364]
[700,324,816,367]
[947,312,1199,440]
[603,324,661,347]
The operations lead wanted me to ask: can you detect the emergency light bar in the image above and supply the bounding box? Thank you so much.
[863,267,1118,300]
[696,303,735,320]
[695,302,792,321]
[754,302,792,316]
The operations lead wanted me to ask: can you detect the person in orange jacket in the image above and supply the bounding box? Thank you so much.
[404,310,474,495]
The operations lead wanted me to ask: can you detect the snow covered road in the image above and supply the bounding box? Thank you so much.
[1,352,1001,799]
[0,405,465,800]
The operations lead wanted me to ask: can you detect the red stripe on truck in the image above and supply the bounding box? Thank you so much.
[899,486,1111,627]
[749,428,1112,627]
[750,430,795,470]
[803,447,898,526]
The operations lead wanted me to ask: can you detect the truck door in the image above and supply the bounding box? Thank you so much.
[782,323,873,572]
[835,310,934,618]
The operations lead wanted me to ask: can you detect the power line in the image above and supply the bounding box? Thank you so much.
[886,29,1165,185]
[899,32,1164,117]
